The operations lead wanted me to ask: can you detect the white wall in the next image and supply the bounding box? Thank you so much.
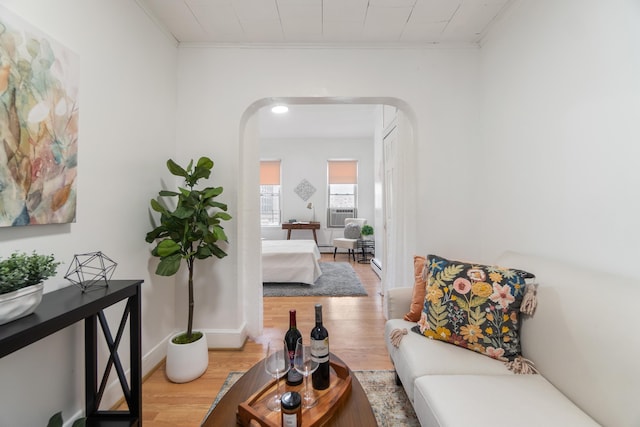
[479,0,640,278]
[176,46,482,339]
[260,136,375,248]
[0,1,177,425]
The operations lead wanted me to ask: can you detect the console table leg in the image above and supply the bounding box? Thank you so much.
[85,315,98,417]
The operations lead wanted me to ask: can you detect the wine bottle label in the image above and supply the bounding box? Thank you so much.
[310,338,329,363]
[282,413,297,427]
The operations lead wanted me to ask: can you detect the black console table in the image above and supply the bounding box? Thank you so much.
[0,280,143,426]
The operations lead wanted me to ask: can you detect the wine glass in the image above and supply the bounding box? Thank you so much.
[294,337,319,408]
[264,339,290,411]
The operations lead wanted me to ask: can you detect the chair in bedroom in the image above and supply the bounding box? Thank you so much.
[332,218,367,261]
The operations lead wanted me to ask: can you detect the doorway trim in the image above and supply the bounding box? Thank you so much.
[238,96,418,338]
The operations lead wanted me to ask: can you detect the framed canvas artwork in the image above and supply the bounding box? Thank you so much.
[0,6,79,227]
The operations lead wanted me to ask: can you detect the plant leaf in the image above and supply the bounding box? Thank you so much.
[156,254,182,276]
[167,159,187,178]
[47,412,63,427]
[156,239,181,257]
[150,199,167,214]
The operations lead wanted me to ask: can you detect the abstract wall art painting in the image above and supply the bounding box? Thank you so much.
[0,6,79,227]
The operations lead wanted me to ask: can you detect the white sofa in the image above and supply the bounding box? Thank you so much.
[385,251,640,427]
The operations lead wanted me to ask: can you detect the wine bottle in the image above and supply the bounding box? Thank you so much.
[310,304,330,390]
[285,310,303,386]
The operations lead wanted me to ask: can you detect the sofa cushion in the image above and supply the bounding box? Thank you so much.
[404,255,427,322]
[385,319,513,402]
[413,374,599,427]
[415,254,534,363]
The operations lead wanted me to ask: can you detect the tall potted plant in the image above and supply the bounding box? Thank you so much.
[145,156,231,383]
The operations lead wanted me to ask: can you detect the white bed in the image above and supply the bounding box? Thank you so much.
[261,240,322,284]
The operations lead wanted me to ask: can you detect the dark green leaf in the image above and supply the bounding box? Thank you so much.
[210,245,228,259]
[167,159,188,178]
[173,206,194,219]
[47,412,63,427]
[208,201,227,210]
[145,226,167,243]
[213,227,228,242]
[215,212,232,221]
[156,254,182,276]
[159,190,178,197]
[150,199,166,213]
[72,418,86,427]
[197,156,214,170]
[196,246,212,258]
[202,187,223,199]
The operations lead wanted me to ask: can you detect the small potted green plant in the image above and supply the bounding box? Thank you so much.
[361,224,374,240]
[47,411,85,427]
[145,156,231,383]
[0,251,60,325]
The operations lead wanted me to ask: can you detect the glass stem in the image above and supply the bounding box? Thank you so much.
[275,369,281,399]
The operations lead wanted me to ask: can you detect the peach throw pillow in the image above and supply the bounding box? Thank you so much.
[404,255,427,322]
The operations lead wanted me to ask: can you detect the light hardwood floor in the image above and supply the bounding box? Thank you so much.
[132,254,394,426]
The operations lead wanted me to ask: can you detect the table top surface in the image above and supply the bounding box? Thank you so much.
[202,352,377,426]
[281,222,321,229]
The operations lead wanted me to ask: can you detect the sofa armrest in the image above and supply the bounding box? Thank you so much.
[386,286,413,320]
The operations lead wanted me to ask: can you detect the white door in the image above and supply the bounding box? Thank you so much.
[382,124,397,297]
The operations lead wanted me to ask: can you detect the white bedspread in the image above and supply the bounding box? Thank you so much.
[262,240,322,285]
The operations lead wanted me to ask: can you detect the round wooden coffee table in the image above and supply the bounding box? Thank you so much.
[202,353,377,426]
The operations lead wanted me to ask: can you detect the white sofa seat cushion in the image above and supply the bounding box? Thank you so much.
[385,319,513,401]
[414,374,600,427]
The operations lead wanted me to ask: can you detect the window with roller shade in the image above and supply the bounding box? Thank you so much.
[260,160,281,226]
[327,160,358,209]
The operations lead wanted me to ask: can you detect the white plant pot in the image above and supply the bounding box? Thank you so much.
[0,282,44,326]
[165,332,209,383]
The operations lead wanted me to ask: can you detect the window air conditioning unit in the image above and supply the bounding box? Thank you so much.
[327,208,357,228]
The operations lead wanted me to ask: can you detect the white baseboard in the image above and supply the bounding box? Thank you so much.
[371,257,382,278]
[204,323,248,349]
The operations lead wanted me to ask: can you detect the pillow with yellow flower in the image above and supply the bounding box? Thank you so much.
[412,254,537,371]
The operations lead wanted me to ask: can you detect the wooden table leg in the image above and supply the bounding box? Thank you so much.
[312,229,318,244]
[287,230,292,239]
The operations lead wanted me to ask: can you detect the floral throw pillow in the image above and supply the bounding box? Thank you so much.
[413,254,534,362]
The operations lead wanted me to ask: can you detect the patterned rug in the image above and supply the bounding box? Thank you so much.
[263,262,367,297]
[203,370,419,426]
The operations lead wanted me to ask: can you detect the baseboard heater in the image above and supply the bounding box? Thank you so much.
[370,257,382,279]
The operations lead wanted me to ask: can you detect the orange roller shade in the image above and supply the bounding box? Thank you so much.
[260,160,281,185]
[328,160,357,184]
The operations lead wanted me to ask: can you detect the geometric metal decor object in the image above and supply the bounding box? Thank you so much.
[64,251,117,292]
[294,178,316,201]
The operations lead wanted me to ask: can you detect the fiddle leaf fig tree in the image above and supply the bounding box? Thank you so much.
[145,157,231,344]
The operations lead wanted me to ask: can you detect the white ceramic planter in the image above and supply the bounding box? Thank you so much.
[165,332,209,383]
[0,282,44,326]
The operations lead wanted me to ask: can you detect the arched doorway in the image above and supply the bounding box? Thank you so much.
[238,97,418,338]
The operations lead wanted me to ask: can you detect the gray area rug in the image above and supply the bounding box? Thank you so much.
[203,370,419,427]
[263,262,367,297]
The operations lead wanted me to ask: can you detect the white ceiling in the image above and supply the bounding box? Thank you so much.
[259,104,378,139]
[140,0,512,46]
[138,0,512,138]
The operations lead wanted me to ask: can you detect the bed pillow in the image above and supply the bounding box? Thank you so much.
[414,254,534,363]
[404,255,427,322]
[344,223,361,239]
